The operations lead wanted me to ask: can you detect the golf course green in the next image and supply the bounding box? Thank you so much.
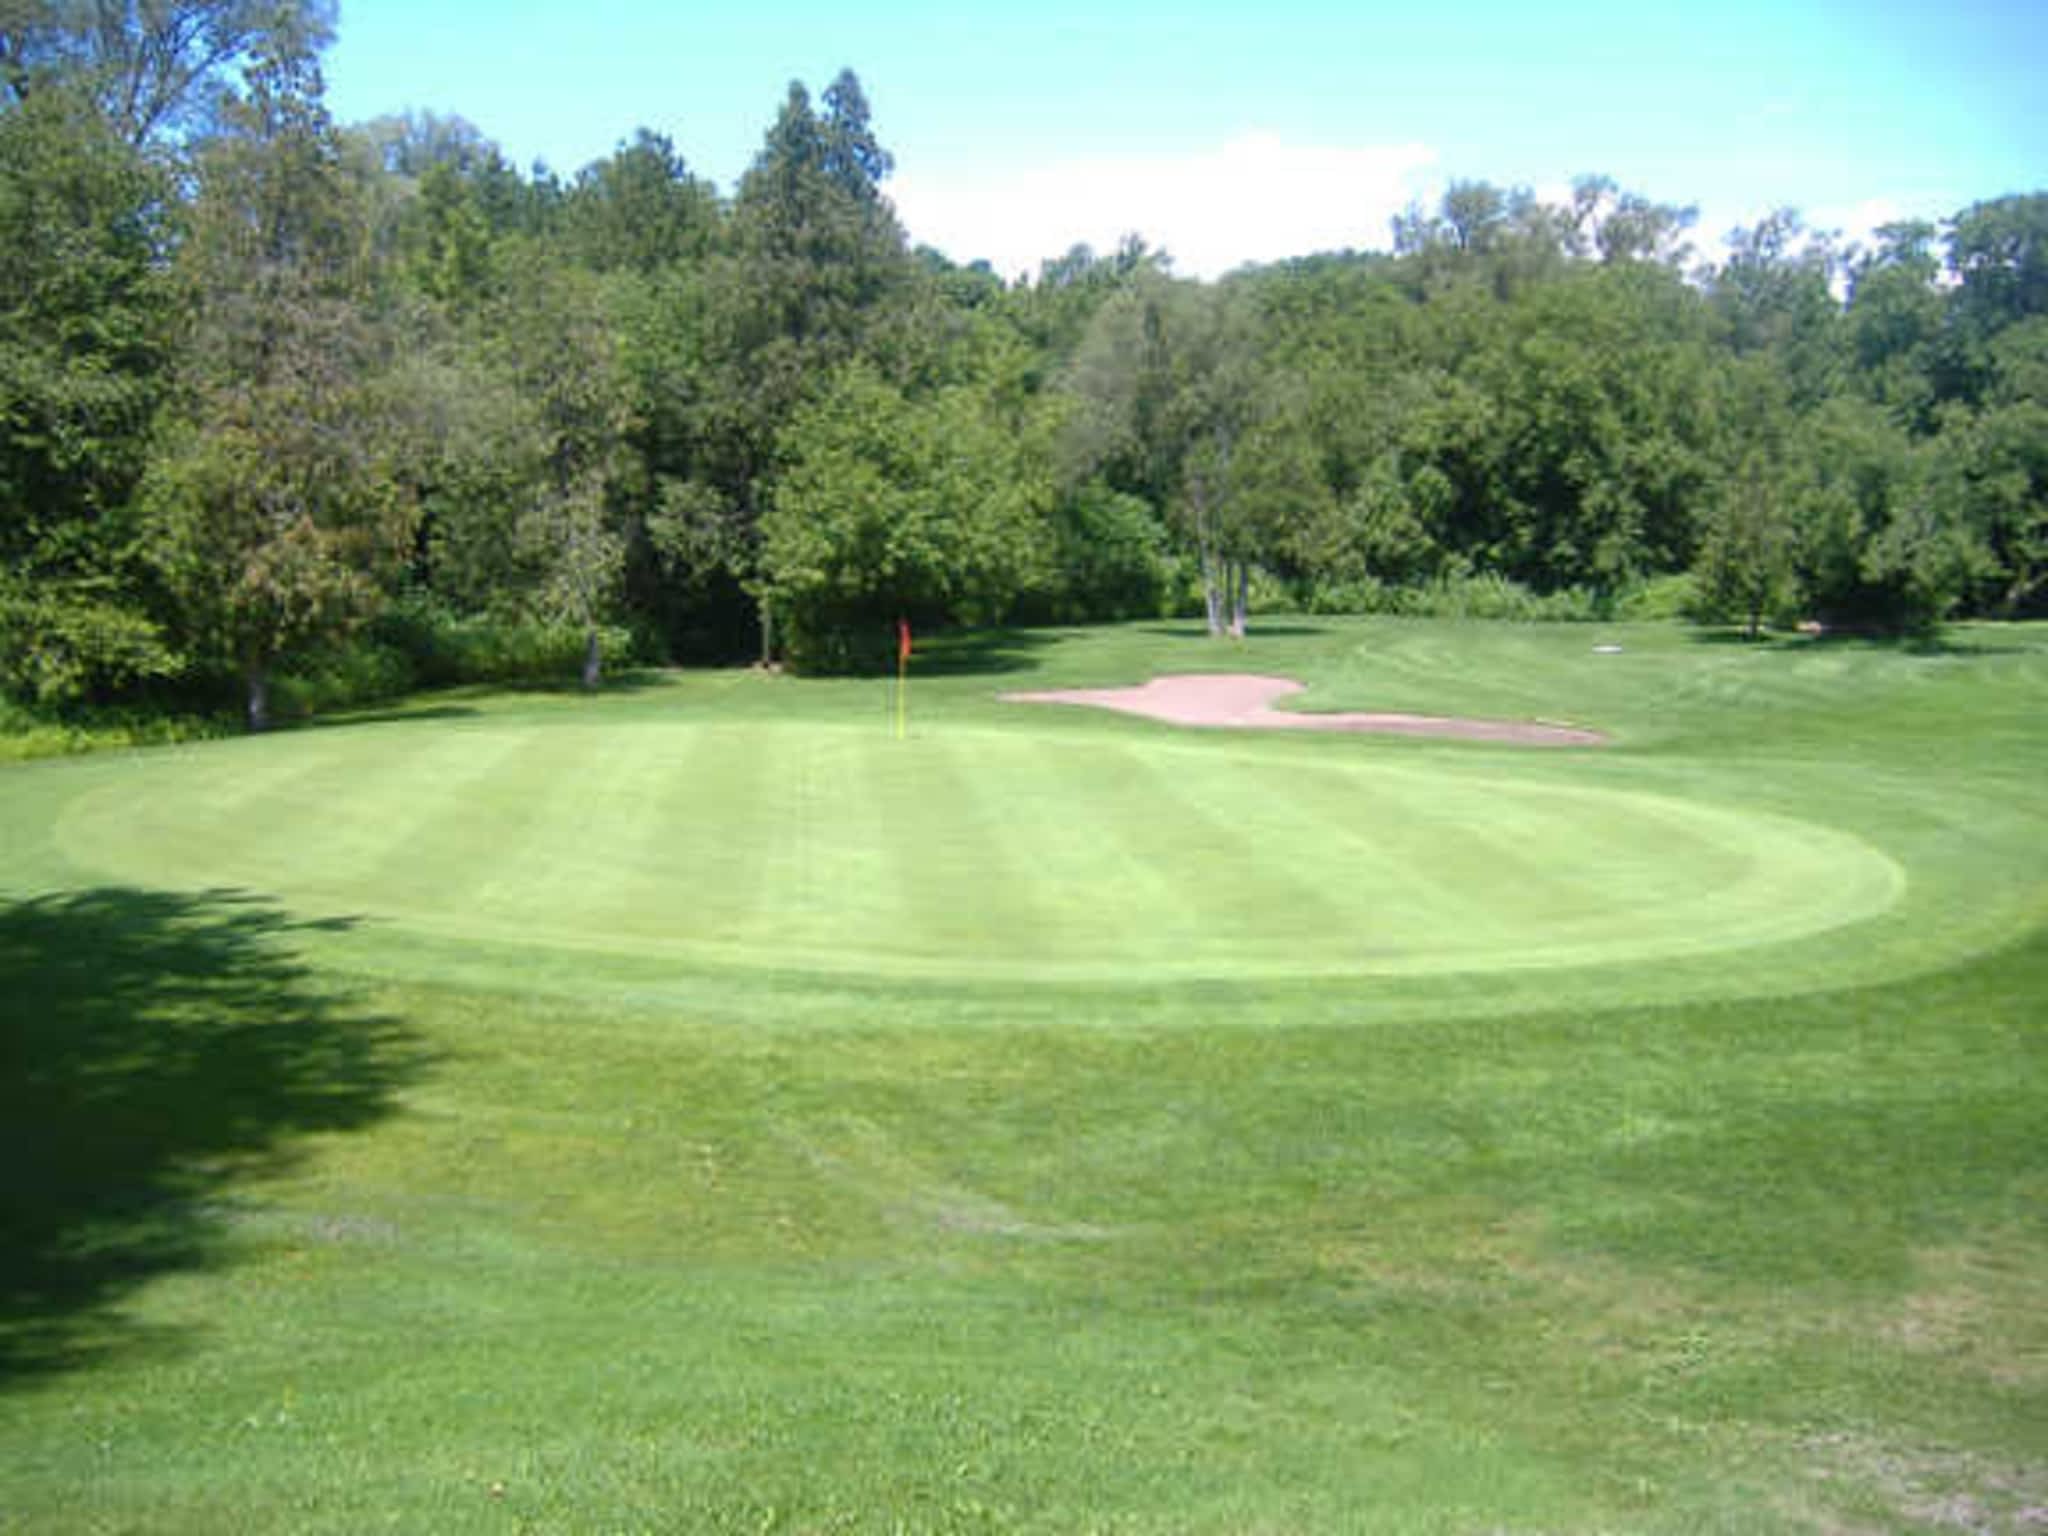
[3,617,2044,1532]
[38,719,1900,980]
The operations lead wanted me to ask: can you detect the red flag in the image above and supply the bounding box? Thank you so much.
[897,617,912,665]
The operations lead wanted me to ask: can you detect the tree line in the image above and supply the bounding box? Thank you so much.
[4,2,2044,726]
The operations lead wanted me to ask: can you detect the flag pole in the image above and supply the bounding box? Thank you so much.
[895,617,910,740]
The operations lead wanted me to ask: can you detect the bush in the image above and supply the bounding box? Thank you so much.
[776,602,900,676]
[270,640,417,718]
[1302,572,1605,622]
[374,595,639,687]
[0,697,231,763]
[1615,572,1700,622]
[1031,484,1175,624]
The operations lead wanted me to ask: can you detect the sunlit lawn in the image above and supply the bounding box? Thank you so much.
[3,616,2043,1533]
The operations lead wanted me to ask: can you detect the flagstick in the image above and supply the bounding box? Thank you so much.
[895,649,907,740]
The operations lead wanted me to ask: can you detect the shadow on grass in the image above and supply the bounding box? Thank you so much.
[472,666,678,697]
[1683,625,2031,657]
[906,628,1067,678]
[1136,622,1336,640]
[0,888,426,1387]
[307,703,481,730]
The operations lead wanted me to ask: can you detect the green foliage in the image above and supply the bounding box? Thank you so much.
[560,128,717,276]
[140,15,417,728]
[1788,398,1986,633]
[1611,570,1699,622]
[0,570,178,704]
[1691,454,1800,635]
[4,3,2046,710]
[140,402,411,687]
[1301,570,1605,621]
[0,695,228,762]
[763,361,1053,671]
[485,248,635,684]
[0,82,174,702]
[373,592,638,688]
[265,636,414,716]
[1025,480,1174,622]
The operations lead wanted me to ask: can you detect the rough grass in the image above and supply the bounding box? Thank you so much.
[2,616,2043,1534]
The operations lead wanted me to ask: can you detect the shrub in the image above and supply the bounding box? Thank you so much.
[0,698,231,762]
[374,594,638,687]
[1302,572,1604,622]
[270,641,417,718]
[1615,572,1700,623]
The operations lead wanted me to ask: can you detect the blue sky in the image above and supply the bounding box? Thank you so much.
[324,0,2046,279]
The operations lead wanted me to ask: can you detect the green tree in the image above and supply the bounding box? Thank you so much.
[1789,397,1983,633]
[688,69,912,660]
[1709,209,1845,407]
[452,247,636,688]
[1694,451,1798,637]
[762,357,1052,671]
[561,128,717,277]
[1063,273,1273,635]
[1845,219,1946,426]
[1,0,328,145]
[0,79,175,702]
[141,11,411,729]
[1933,317,2048,614]
[1948,194,2048,334]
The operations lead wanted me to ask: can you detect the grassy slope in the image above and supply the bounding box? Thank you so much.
[1,617,2044,1533]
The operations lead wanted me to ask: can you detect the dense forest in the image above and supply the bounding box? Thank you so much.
[3,3,2044,726]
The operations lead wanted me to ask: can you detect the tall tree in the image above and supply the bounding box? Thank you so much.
[489,248,634,689]
[1694,450,1799,638]
[1,0,328,145]
[693,69,911,660]
[1064,273,1272,635]
[1845,219,1946,426]
[561,128,716,276]
[0,78,175,701]
[141,10,410,729]
[761,352,1052,671]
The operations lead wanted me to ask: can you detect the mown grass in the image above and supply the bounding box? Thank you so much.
[1,616,2043,1533]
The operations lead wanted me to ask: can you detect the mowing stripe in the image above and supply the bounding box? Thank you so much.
[855,732,1050,964]
[1094,742,1356,956]
[37,720,1907,984]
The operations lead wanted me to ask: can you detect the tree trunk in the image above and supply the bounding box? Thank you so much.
[758,593,775,667]
[1190,475,1225,638]
[244,663,270,733]
[581,625,602,691]
[1229,561,1249,638]
[1198,538,1225,638]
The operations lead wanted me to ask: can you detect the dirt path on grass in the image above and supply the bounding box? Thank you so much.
[1002,674,1608,747]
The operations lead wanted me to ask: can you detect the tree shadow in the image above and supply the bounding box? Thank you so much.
[1135,621,1335,640]
[0,887,427,1387]
[516,667,676,696]
[906,627,1067,678]
[1682,627,1806,650]
[306,703,481,730]
[1682,626,2030,657]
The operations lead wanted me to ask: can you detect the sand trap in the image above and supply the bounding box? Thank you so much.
[1003,674,1607,747]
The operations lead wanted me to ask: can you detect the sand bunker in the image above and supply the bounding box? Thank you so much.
[1003,674,1607,747]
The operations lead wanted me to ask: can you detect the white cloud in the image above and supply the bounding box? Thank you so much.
[889,133,1439,282]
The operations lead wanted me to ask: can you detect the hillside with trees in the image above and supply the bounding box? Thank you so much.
[3,1,2043,719]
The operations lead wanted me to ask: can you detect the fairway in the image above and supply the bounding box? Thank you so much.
[42,718,1900,980]
[4,618,2044,1536]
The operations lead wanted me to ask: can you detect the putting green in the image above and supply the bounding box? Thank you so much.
[40,718,1902,982]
